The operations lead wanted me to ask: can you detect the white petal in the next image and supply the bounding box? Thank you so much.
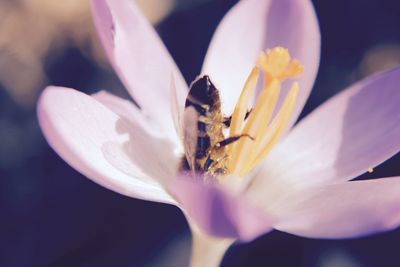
[91,0,188,145]
[248,68,400,202]
[202,0,320,124]
[38,86,176,204]
[272,177,400,239]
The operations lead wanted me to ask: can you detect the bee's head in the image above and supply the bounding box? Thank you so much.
[187,75,219,108]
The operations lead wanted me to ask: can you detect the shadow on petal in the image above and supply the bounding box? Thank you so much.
[334,68,400,181]
[169,175,273,242]
[102,118,181,187]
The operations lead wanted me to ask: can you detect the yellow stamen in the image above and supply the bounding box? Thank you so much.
[257,47,303,82]
[240,83,299,175]
[283,59,304,79]
[228,79,280,174]
[228,67,260,140]
[227,47,303,176]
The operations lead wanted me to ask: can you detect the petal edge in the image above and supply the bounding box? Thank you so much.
[38,86,176,204]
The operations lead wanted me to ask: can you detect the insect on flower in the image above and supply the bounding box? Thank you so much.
[183,47,303,179]
[37,0,400,266]
[183,75,254,176]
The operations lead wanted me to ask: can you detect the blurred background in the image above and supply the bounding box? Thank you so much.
[1,0,400,266]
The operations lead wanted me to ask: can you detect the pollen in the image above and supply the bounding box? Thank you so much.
[226,47,303,176]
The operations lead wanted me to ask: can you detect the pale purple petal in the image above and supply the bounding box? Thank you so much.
[169,75,187,141]
[170,176,273,242]
[92,92,182,184]
[38,86,176,204]
[91,0,188,144]
[248,68,400,196]
[272,177,400,239]
[93,91,169,139]
[202,0,320,120]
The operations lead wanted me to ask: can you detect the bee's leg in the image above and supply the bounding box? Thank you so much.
[203,154,228,175]
[244,108,253,120]
[203,157,214,172]
[204,134,254,173]
[223,109,253,128]
[216,134,254,148]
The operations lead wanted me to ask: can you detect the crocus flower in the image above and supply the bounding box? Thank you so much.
[37,0,400,266]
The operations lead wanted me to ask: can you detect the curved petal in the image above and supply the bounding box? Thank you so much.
[170,74,187,142]
[202,0,320,122]
[91,0,188,144]
[92,91,183,184]
[170,176,273,242]
[93,91,168,139]
[272,177,400,239]
[249,67,400,194]
[37,86,176,204]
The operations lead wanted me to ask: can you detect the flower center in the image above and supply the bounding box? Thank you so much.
[181,46,303,178]
[226,47,303,176]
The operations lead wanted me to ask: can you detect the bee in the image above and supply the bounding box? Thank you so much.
[182,75,252,176]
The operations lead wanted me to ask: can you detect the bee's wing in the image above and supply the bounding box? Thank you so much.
[183,106,199,171]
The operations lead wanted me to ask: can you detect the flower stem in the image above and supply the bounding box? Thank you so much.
[188,226,235,267]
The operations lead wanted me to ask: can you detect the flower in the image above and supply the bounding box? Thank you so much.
[38,0,400,266]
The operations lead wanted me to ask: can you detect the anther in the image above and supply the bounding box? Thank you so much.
[227,46,303,176]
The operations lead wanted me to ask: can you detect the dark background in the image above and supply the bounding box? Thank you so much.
[1,0,400,266]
